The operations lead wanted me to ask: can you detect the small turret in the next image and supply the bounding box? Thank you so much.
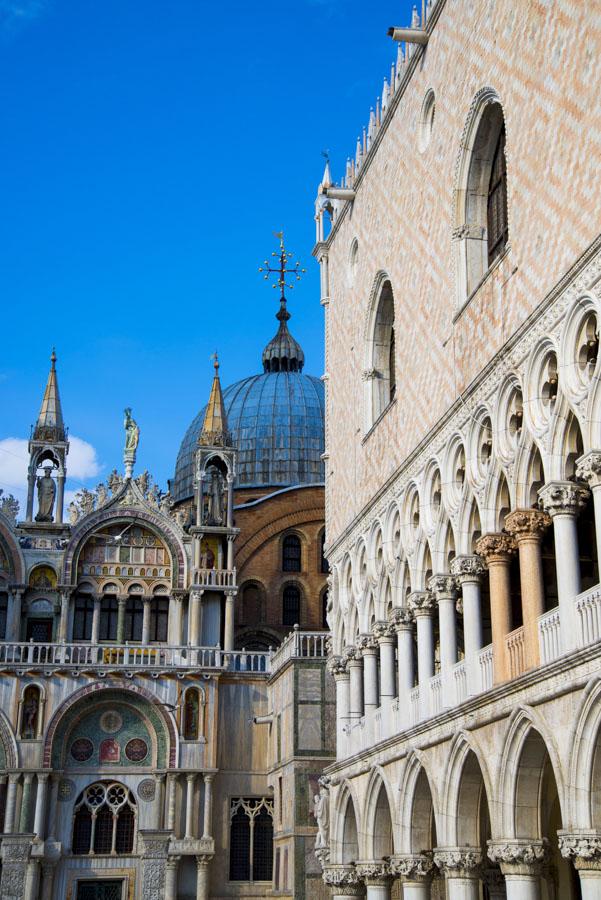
[199,355,231,447]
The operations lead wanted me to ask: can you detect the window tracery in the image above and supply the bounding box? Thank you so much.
[229,797,274,882]
[72,782,136,856]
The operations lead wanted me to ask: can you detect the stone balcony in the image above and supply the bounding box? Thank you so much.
[192,567,237,590]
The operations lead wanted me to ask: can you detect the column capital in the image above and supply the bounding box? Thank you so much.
[372,620,395,642]
[190,588,204,602]
[322,864,363,893]
[203,773,215,785]
[475,532,517,563]
[408,590,436,617]
[171,590,188,602]
[22,772,34,785]
[388,606,414,631]
[355,860,392,885]
[117,594,128,604]
[433,846,482,875]
[358,634,378,654]
[57,584,74,598]
[195,853,212,868]
[576,450,601,488]
[389,853,435,880]
[327,655,348,677]
[538,480,590,517]
[344,645,363,665]
[450,554,486,583]
[37,772,50,784]
[186,772,197,784]
[505,507,551,542]
[428,574,458,598]
[558,829,601,870]
[487,838,549,875]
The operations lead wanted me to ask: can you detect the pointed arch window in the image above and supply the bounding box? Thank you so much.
[229,798,274,882]
[366,278,396,426]
[487,126,508,266]
[72,782,136,856]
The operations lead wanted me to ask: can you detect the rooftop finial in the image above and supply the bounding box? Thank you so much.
[33,348,66,442]
[259,233,306,373]
[199,354,231,447]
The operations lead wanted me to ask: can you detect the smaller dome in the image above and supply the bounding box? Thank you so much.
[262,298,305,373]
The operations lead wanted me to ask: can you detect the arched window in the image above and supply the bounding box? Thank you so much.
[72,783,136,855]
[241,584,262,627]
[73,593,94,641]
[183,687,202,740]
[320,531,329,574]
[229,798,274,882]
[455,92,509,300]
[282,585,301,628]
[282,535,301,572]
[366,278,396,425]
[124,598,143,642]
[99,596,118,642]
[150,598,169,642]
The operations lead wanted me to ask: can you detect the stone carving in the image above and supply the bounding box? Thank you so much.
[124,407,140,453]
[408,591,436,616]
[558,831,601,865]
[322,865,362,889]
[358,633,378,653]
[372,620,394,640]
[576,451,601,488]
[58,778,75,801]
[138,778,157,802]
[475,533,517,561]
[505,508,551,540]
[538,481,589,517]
[99,710,123,734]
[0,836,32,900]
[487,839,549,873]
[35,467,56,522]
[388,606,414,629]
[390,853,435,879]
[140,831,170,900]
[434,847,482,873]
[313,785,329,850]
[0,489,19,523]
[327,655,348,676]
[429,574,458,596]
[356,861,391,882]
[450,554,486,582]
[107,469,124,493]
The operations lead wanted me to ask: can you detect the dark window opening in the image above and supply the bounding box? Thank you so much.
[73,595,94,641]
[487,126,508,267]
[282,535,301,572]
[282,586,300,628]
[124,598,143,642]
[150,598,169,642]
[99,597,118,642]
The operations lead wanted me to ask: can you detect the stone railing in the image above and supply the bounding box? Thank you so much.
[538,607,562,664]
[506,627,526,680]
[409,686,420,727]
[270,627,328,675]
[193,567,236,589]
[478,644,494,692]
[430,673,443,716]
[574,586,601,647]
[453,660,467,705]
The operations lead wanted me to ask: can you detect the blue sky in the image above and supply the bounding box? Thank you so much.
[0,0,413,506]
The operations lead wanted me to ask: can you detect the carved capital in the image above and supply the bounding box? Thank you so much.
[450,554,487,583]
[576,451,601,489]
[358,633,378,654]
[389,853,435,880]
[408,590,436,617]
[388,606,414,631]
[487,839,549,875]
[538,481,590,517]
[355,860,391,884]
[475,533,517,563]
[505,508,551,541]
[327,655,348,677]
[434,847,482,875]
[428,574,458,597]
[322,864,362,890]
[558,830,601,870]
[344,645,363,664]
[372,620,394,642]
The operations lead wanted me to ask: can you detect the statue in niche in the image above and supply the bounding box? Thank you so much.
[35,466,56,522]
[21,687,40,739]
[206,466,225,525]
[199,539,215,570]
[313,786,329,849]
[124,408,140,453]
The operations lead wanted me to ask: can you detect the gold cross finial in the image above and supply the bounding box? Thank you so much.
[210,351,219,371]
[259,231,306,300]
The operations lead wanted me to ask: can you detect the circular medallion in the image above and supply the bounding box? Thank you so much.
[100,710,123,734]
[70,738,94,762]
[137,778,156,802]
[125,738,148,762]
[58,778,75,801]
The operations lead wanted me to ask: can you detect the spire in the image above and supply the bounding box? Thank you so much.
[258,233,306,373]
[33,349,66,442]
[199,354,231,447]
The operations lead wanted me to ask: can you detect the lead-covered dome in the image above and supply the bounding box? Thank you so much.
[171,296,325,502]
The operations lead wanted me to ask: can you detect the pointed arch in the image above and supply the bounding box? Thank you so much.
[398,753,439,854]
[441,730,495,846]
[568,677,601,829]
[333,781,361,865]
[362,767,396,859]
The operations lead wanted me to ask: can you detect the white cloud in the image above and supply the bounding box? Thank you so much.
[0,0,49,35]
[0,436,102,510]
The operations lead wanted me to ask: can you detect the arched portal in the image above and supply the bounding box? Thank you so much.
[340,792,359,864]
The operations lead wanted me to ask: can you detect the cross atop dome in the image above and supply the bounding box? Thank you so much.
[259,233,306,373]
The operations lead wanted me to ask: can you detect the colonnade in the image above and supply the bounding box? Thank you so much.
[331,478,597,741]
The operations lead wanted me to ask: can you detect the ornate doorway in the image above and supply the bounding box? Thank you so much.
[76,881,124,900]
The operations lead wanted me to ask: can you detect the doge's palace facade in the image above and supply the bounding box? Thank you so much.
[315,1,601,899]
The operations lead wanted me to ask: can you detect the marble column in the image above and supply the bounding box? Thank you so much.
[4,773,20,834]
[347,647,364,720]
[359,635,379,713]
[33,773,49,840]
[576,451,601,567]
[169,591,185,645]
[356,862,392,899]
[196,855,211,900]
[476,534,517,685]
[409,591,436,717]
[451,555,486,695]
[116,595,127,643]
[165,856,180,900]
[224,591,235,652]
[429,575,458,671]
[373,622,396,701]
[505,509,551,669]
[8,587,24,642]
[202,773,214,839]
[155,774,166,829]
[91,595,101,644]
[166,773,177,832]
[142,598,151,644]
[434,847,482,900]
[19,773,34,833]
[328,656,350,750]
[57,587,72,642]
[390,854,435,899]
[539,481,589,650]
[188,590,203,647]
[185,773,196,839]
[389,607,415,700]
[322,864,365,898]
[39,863,55,900]
[558,830,601,900]
[488,839,548,900]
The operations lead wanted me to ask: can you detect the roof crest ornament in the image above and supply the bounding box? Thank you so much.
[123,407,140,479]
[198,353,232,448]
[259,232,306,373]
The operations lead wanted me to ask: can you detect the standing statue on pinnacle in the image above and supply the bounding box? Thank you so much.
[123,408,140,479]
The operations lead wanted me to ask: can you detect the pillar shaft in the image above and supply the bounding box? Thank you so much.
[202,774,213,839]
[361,639,379,712]
[57,590,70,642]
[451,556,486,697]
[476,535,516,685]
[4,775,19,834]
[188,592,203,646]
[348,655,364,720]
[165,858,179,900]
[185,774,196,839]
[196,857,210,900]
[33,775,49,839]
[91,597,101,644]
[166,774,177,832]
[116,596,127,643]
[329,659,350,752]
[142,598,151,644]
[224,594,235,652]
[20,774,33,832]
[429,575,458,672]
[374,623,396,700]
[389,608,414,700]
[506,509,551,670]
